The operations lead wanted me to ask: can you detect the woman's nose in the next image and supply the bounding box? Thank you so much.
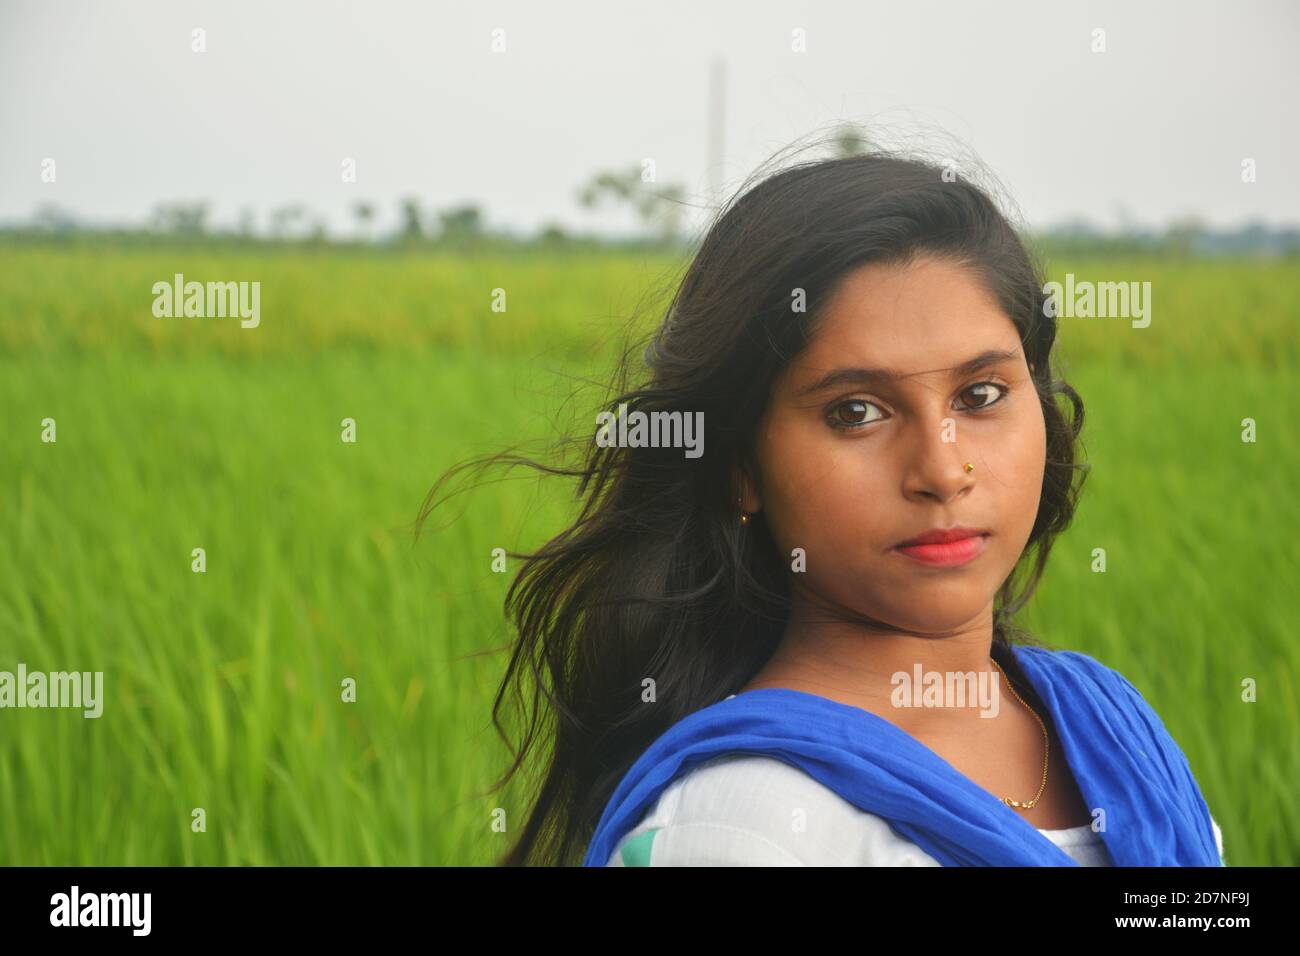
[899,419,975,504]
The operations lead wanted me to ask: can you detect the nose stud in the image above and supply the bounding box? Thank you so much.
[964,462,975,473]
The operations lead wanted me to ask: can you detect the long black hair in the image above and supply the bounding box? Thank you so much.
[415,136,1088,866]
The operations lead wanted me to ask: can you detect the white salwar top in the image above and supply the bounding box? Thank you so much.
[605,753,1226,867]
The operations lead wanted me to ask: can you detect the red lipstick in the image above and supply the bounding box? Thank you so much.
[892,526,990,567]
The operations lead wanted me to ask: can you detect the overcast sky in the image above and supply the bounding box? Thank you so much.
[1,0,1296,238]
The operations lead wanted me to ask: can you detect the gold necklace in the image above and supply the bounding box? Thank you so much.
[990,656,1049,810]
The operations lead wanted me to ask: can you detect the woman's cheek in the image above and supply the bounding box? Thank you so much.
[797,477,886,576]
[758,424,823,547]
[990,405,1047,549]
[762,481,816,561]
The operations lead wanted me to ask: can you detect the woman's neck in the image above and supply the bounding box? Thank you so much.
[737,601,1002,733]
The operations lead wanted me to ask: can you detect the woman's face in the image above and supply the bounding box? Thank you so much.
[743,254,1046,635]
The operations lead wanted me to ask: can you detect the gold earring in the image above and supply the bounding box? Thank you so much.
[738,494,749,525]
[964,462,975,473]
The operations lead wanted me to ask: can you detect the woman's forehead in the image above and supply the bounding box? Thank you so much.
[816,257,1009,339]
[791,297,1021,391]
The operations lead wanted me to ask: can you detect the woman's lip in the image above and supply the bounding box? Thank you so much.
[892,533,990,567]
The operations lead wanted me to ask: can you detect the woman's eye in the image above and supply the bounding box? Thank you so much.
[827,399,885,429]
[957,382,1007,410]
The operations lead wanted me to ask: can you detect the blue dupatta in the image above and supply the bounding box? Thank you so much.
[582,645,1222,866]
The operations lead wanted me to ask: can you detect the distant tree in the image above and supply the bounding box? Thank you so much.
[30,202,78,234]
[269,203,308,240]
[642,183,687,244]
[577,170,636,210]
[352,201,376,243]
[831,123,869,158]
[149,200,209,236]
[237,206,257,240]
[398,197,424,242]
[1164,215,1206,257]
[538,222,569,245]
[578,167,688,243]
[436,204,483,243]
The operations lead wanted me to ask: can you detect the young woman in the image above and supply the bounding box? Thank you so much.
[420,142,1225,867]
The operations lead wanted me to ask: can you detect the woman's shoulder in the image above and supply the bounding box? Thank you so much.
[1017,645,1229,865]
[1015,645,1161,713]
[1017,644,1157,696]
[604,753,941,867]
[1015,643,1125,680]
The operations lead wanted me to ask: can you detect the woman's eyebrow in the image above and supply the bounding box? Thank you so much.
[794,347,1022,397]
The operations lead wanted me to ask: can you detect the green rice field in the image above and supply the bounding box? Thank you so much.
[0,243,1295,865]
